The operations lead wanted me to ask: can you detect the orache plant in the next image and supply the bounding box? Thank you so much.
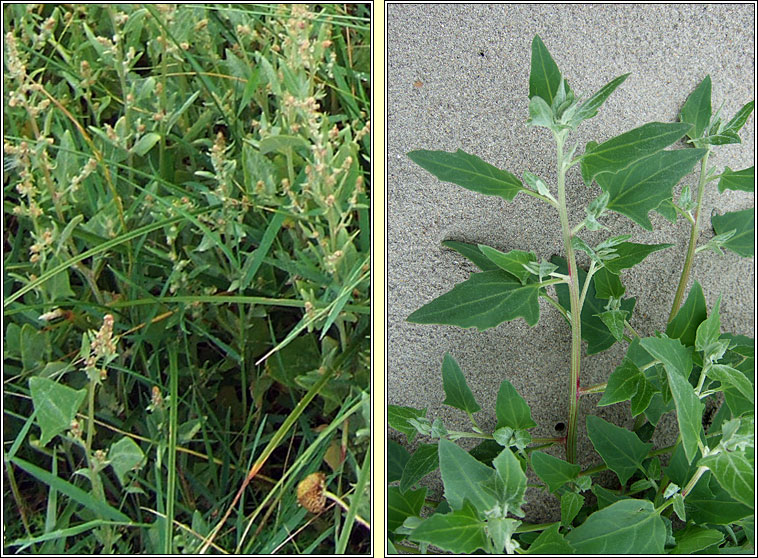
[388,35,754,554]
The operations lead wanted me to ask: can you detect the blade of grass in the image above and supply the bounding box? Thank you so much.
[165,343,179,553]
[4,206,219,307]
[6,520,150,552]
[9,457,131,522]
[335,446,371,552]
[202,325,367,553]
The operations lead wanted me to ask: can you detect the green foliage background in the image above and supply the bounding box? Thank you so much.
[4,4,370,554]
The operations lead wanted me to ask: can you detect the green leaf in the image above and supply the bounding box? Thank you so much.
[673,493,686,522]
[477,245,537,285]
[596,309,628,341]
[529,34,566,106]
[388,439,411,483]
[530,451,581,492]
[695,295,722,356]
[723,100,755,135]
[601,242,673,274]
[630,375,656,417]
[596,148,707,230]
[565,499,666,554]
[439,438,498,511]
[561,492,585,527]
[679,75,712,140]
[598,358,642,406]
[552,256,636,354]
[591,485,627,509]
[700,129,742,146]
[496,380,537,430]
[699,450,754,507]
[410,501,489,554]
[492,447,527,517]
[442,240,499,271]
[19,324,50,372]
[441,353,481,414]
[407,271,541,330]
[526,522,576,554]
[400,444,439,493]
[718,166,754,193]
[239,211,285,291]
[570,73,630,128]
[388,405,427,443]
[131,132,161,156]
[407,149,525,201]
[671,526,725,554]
[580,122,693,186]
[655,198,678,223]
[258,134,309,155]
[664,359,705,464]
[592,267,625,299]
[29,377,87,447]
[527,96,556,129]
[666,281,707,347]
[387,486,426,533]
[708,364,754,403]
[639,336,693,380]
[586,415,652,485]
[487,517,522,554]
[108,436,145,486]
[269,334,319,387]
[712,209,754,258]
[686,472,753,524]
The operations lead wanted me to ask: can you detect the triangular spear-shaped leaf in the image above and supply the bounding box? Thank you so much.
[531,451,581,492]
[596,147,707,230]
[407,149,525,200]
[409,500,489,554]
[666,281,707,347]
[478,245,537,285]
[642,337,703,463]
[496,379,537,430]
[679,75,712,141]
[723,100,755,136]
[565,499,666,554]
[712,209,754,258]
[580,122,693,186]
[407,270,541,330]
[492,447,528,516]
[570,73,631,128]
[717,166,754,193]
[529,34,568,106]
[699,450,754,508]
[441,353,481,414]
[593,267,625,299]
[586,415,653,485]
[442,240,499,271]
[598,358,643,406]
[601,242,674,274]
[439,438,498,511]
[29,377,87,446]
[400,443,440,492]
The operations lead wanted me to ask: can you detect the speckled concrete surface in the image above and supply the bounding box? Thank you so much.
[386,4,755,524]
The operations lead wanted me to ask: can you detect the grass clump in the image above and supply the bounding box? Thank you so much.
[3,3,370,554]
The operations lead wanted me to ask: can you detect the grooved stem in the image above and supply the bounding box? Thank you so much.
[555,132,581,464]
[668,150,711,323]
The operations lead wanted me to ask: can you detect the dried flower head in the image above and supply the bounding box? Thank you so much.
[297,472,326,513]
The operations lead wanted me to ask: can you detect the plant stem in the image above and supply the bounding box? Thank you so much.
[554,131,581,464]
[667,149,711,323]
